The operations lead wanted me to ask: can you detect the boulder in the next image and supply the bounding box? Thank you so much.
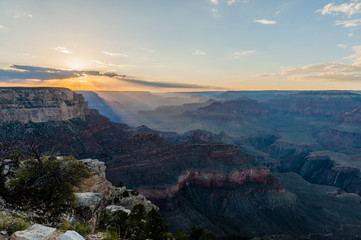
[74,192,103,223]
[56,231,84,240]
[74,159,114,198]
[11,224,55,240]
[107,187,158,212]
[75,192,103,210]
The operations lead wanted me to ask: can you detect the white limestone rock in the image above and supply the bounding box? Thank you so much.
[57,231,84,240]
[11,224,55,240]
[75,192,103,210]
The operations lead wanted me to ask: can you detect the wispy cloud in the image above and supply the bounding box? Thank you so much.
[338,43,347,49]
[194,50,207,55]
[345,45,361,64]
[0,25,8,30]
[13,11,33,18]
[103,51,128,57]
[335,18,361,27]
[253,19,277,24]
[0,65,208,89]
[55,47,71,54]
[141,47,155,53]
[234,50,255,58]
[210,0,218,5]
[260,45,361,82]
[227,0,239,6]
[95,60,136,68]
[103,51,120,56]
[317,0,361,18]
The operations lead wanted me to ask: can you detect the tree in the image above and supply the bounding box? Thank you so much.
[9,155,90,214]
[188,226,218,240]
[145,208,169,240]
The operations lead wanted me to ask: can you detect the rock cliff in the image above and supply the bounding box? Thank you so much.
[0,87,88,124]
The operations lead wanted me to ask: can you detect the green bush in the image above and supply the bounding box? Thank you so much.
[0,213,30,234]
[9,156,90,214]
[103,230,118,240]
[73,222,92,236]
[59,221,92,237]
[99,204,173,240]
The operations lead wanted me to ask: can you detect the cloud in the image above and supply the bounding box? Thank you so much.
[103,51,128,57]
[335,18,361,27]
[227,0,238,5]
[234,50,255,59]
[0,65,124,81]
[253,19,277,24]
[103,51,120,56]
[210,0,218,5]
[260,45,361,82]
[141,47,155,53]
[0,25,8,30]
[0,65,208,89]
[95,60,136,68]
[280,63,361,75]
[345,45,361,64]
[55,47,71,54]
[338,43,347,49]
[317,0,361,18]
[13,12,33,18]
[275,63,361,82]
[194,50,207,55]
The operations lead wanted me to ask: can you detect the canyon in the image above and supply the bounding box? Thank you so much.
[3,87,361,239]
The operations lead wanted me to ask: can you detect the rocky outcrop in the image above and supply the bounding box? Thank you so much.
[11,224,56,240]
[0,88,88,124]
[140,168,285,209]
[106,187,157,212]
[74,192,103,223]
[11,226,84,240]
[106,143,258,188]
[72,158,156,225]
[74,159,114,199]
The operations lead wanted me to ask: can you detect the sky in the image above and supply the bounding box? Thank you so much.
[1,0,361,91]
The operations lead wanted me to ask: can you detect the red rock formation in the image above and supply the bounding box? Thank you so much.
[139,168,285,204]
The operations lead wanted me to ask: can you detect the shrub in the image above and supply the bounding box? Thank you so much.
[122,190,130,198]
[9,156,90,214]
[0,213,30,234]
[59,221,92,237]
[188,225,218,240]
[103,230,118,240]
[73,222,92,236]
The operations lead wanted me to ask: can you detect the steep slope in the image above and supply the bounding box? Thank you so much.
[0,87,88,123]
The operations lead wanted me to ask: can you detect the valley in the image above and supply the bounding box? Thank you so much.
[2,88,361,239]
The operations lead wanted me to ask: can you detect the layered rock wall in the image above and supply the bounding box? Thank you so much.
[0,87,88,124]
